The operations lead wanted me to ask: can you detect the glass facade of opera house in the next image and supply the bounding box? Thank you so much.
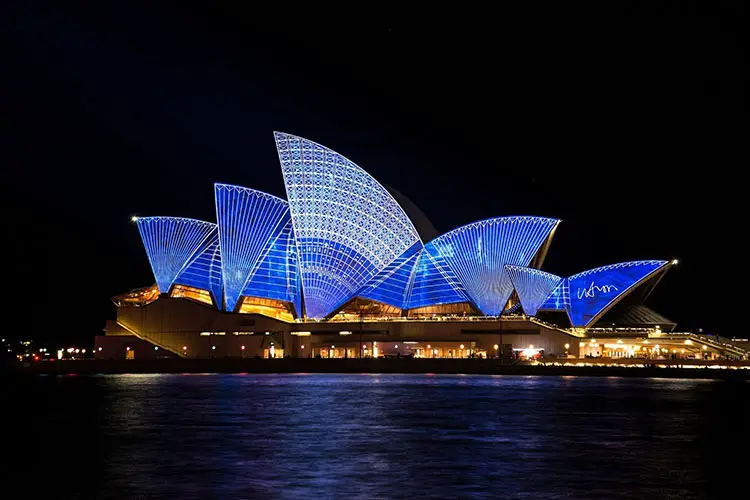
[100,132,725,361]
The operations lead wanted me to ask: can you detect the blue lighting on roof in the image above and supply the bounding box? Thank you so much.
[215,184,291,312]
[241,218,302,315]
[407,246,470,309]
[539,279,571,314]
[356,242,422,309]
[566,260,668,328]
[505,265,562,316]
[427,217,560,316]
[275,132,421,318]
[129,133,674,327]
[135,217,217,294]
[173,228,223,307]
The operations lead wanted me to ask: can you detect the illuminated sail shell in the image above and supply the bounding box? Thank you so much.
[275,132,421,318]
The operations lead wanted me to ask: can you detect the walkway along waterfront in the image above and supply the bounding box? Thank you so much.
[9,358,750,380]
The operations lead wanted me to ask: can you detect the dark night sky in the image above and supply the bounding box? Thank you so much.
[1,2,742,344]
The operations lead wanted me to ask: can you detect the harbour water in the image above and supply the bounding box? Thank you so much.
[8,374,749,499]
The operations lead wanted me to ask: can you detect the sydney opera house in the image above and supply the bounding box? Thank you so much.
[98,133,738,361]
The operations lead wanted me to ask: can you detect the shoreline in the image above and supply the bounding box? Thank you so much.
[6,358,749,380]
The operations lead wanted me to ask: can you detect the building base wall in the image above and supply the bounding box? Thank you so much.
[103,298,747,360]
[108,297,581,359]
[94,334,178,360]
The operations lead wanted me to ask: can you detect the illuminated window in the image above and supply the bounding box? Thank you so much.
[333,298,402,320]
[111,284,160,307]
[170,284,214,306]
[407,302,474,317]
[238,296,295,322]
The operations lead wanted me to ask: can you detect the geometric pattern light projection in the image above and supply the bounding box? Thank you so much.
[539,278,571,314]
[241,217,302,315]
[135,217,217,294]
[406,247,471,309]
[356,241,422,309]
[275,132,421,318]
[505,265,562,316]
[428,217,560,315]
[215,184,291,311]
[173,227,223,307]
[567,260,668,328]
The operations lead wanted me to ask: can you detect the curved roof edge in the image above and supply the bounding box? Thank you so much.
[133,216,216,227]
[272,131,422,242]
[384,184,439,243]
[425,215,561,246]
[529,220,561,270]
[214,183,289,206]
[569,260,668,281]
[505,265,562,282]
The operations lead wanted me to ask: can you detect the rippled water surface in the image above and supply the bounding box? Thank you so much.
[9,374,749,499]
